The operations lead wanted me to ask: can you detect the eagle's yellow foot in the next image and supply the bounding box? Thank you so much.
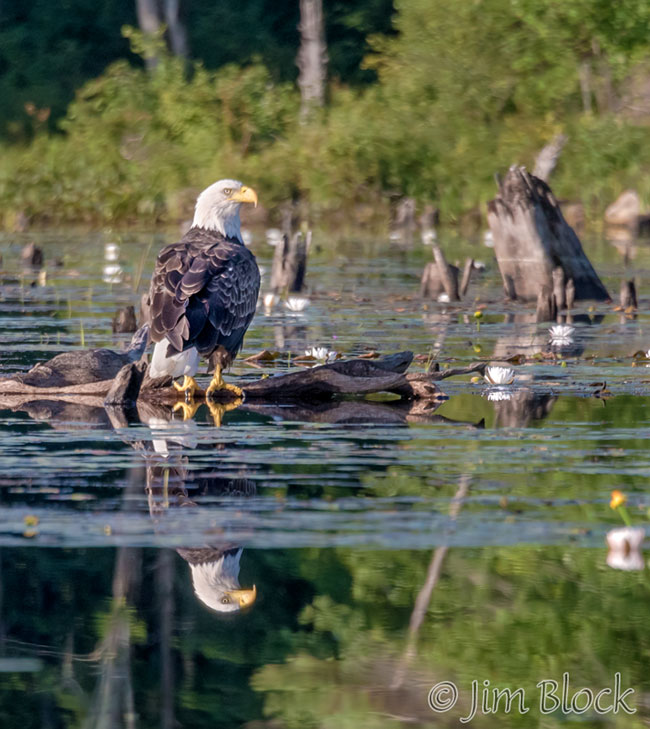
[206,399,242,427]
[172,400,201,421]
[173,375,199,401]
[205,368,243,399]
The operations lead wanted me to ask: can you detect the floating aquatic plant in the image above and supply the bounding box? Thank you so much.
[305,347,337,363]
[606,489,645,570]
[263,293,279,314]
[606,527,645,571]
[549,324,575,345]
[484,365,515,385]
[285,297,310,313]
[486,389,512,402]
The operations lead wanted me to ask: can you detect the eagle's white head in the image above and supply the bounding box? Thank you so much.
[192,178,258,241]
[188,548,257,614]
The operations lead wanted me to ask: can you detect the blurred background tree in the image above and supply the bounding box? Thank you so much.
[0,0,648,224]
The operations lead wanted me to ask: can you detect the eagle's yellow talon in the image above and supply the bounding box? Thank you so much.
[205,365,243,399]
[173,375,199,401]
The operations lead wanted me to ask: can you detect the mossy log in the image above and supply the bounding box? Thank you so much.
[487,166,609,302]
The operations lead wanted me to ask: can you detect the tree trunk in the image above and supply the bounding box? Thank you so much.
[297,0,327,120]
[487,166,609,302]
[136,0,189,66]
[270,232,309,293]
[135,0,162,69]
[163,0,189,58]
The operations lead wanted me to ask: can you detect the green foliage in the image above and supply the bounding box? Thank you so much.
[0,29,298,224]
[1,2,650,224]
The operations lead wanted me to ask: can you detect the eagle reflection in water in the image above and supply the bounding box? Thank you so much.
[142,407,258,614]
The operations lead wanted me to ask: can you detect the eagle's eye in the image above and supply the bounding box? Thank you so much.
[223,188,232,196]
[221,597,231,604]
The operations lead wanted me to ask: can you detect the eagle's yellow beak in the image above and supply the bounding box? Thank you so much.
[227,585,257,608]
[229,186,258,207]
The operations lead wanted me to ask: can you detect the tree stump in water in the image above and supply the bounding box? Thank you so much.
[270,231,309,293]
[487,166,609,302]
[620,280,638,310]
[112,305,138,333]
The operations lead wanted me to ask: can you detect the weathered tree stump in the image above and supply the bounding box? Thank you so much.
[270,231,309,293]
[21,242,43,268]
[565,278,575,310]
[533,134,567,182]
[112,305,138,333]
[459,258,474,298]
[420,262,459,299]
[552,267,566,310]
[487,166,609,302]
[536,288,557,323]
[620,279,638,310]
[391,197,417,245]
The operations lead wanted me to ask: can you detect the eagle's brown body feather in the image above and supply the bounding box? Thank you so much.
[147,226,260,371]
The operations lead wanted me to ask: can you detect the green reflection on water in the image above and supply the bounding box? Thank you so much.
[0,545,647,728]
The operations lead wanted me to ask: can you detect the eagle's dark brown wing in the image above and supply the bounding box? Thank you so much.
[148,227,260,360]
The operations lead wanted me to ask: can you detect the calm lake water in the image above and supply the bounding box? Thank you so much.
[0,229,649,728]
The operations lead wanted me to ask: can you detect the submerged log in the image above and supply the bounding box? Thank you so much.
[487,166,609,302]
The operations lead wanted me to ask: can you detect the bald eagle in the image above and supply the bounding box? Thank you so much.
[147,179,260,400]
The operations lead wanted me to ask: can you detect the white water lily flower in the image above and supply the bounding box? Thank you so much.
[285,297,310,313]
[422,229,437,245]
[305,347,337,362]
[484,365,515,386]
[437,292,450,303]
[549,324,575,344]
[306,346,328,360]
[265,228,283,247]
[263,293,279,314]
[104,242,120,262]
[102,263,123,284]
[486,389,513,402]
[606,527,645,571]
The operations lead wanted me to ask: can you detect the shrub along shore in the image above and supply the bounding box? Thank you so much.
[1,1,650,229]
